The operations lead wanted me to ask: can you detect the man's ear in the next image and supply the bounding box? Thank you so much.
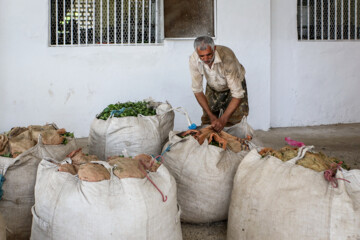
[214,46,216,51]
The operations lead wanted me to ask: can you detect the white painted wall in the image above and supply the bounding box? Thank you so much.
[271,0,360,127]
[0,0,271,137]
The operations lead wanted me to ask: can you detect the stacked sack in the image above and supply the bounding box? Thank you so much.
[88,99,175,159]
[161,117,255,223]
[0,124,77,240]
[227,146,360,240]
[0,213,6,240]
[31,149,182,240]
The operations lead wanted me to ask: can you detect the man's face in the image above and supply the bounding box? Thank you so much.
[196,45,216,66]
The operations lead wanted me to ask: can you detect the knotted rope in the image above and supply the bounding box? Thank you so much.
[138,161,168,202]
[323,161,350,188]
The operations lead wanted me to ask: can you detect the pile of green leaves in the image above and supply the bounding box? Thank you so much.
[0,153,12,158]
[97,101,157,120]
[61,132,74,145]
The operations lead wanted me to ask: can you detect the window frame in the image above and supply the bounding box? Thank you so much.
[48,0,164,47]
[163,0,217,40]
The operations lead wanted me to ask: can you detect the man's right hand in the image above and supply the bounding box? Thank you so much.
[211,116,226,132]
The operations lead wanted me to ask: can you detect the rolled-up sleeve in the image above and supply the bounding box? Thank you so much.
[189,54,203,93]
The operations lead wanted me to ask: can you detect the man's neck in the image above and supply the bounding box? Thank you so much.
[206,62,214,68]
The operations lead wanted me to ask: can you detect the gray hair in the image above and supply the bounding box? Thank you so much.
[194,36,215,51]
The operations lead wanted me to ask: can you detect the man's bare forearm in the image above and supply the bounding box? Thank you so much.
[211,97,241,132]
[194,92,217,121]
[220,97,241,123]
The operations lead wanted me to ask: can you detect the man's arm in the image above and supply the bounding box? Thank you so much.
[211,97,241,132]
[194,92,218,123]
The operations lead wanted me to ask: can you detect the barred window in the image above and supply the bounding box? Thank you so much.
[50,0,162,46]
[297,0,360,40]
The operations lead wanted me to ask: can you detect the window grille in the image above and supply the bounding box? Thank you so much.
[50,0,162,46]
[297,0,360,40]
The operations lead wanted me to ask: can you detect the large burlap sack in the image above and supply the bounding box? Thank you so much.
[161,130,252,223]
[227,147,360,240]
[88,101,175,159]
[31,159,182,240]
[0,136,77,240]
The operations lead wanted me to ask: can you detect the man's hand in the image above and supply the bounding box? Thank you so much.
[211,117,227,132]
[194,92,242,132]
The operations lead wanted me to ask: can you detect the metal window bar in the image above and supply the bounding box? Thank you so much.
[56,0,59,44]
[308,0,310,40]
[121,0,124,44]
[300,0,303,40]
[335,0,338,39]
[107,0,109,44]
[114,0,117,44]
[342,0,344,39]
[321,0,323,39]
[155,0,158,43]
[356,0,358,39]
[86,0,88,44]
[149,0,151,43]
[142,0,145,43]
[348,0,351,39]
[63,0,66,44]
[315,0,317,39]
[328,0,330,39]
[71,0,74,45]
[93,0,95,44]
[76,0,79,44]
[135,0,138,44]
[128,0,131,44]
[100,0,103,44]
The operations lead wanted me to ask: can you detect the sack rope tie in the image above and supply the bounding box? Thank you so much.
[151,143,172,163]
[141,143,173,202]
[138,162,167,202]
[0,174,5,200]
[323,161,350,188]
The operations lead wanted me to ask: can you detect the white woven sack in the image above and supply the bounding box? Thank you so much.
[31,159,182,240]
[227,147,360,240]
[223,116,254,139]
[0,137,77,240]
[161,131,250,223]
[0,213,6,240]
[88,101,175,159]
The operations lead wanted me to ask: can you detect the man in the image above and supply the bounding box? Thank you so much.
[189,36,249,132]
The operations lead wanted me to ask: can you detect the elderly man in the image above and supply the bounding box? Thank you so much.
[189,36,249,132]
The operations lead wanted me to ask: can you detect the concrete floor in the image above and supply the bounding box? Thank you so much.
[77,123,360,240]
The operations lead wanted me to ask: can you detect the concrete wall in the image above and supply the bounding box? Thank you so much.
[0,0,271,137]
[271,0,360,127]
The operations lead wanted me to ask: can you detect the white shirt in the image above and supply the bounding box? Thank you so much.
[189,45,246,98]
